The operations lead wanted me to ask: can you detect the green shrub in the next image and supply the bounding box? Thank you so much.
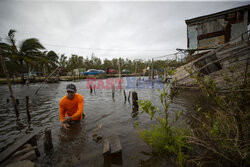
[137,86,189,167]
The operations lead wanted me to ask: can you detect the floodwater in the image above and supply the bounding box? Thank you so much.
[0,77,205,167]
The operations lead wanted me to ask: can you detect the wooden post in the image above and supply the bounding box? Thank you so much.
[0,48,19,118]
[26,96,30,121]
[103,138,110,155]
[112,84,115,99]
[123,89,126,102]
[43,129,53,154]
[16,99,19,105]
[128,91,131,103]
[118,60,122,92]
[132,91,138,111]
[119,79,122,92]
[136,78,138,87]
[90,85,93,93]
[148,68,151,80]
[110,134,122,154]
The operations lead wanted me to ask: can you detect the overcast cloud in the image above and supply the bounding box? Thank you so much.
[0,1,249,60]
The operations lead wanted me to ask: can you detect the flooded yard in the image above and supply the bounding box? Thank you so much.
[0,77,205,167]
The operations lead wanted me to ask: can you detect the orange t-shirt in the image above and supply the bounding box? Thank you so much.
[59,93,84,122]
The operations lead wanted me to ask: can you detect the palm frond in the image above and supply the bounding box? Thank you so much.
[20,38,45,53]
[7,29,16,47]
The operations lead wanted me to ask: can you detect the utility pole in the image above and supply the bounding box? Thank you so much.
[118,60,121,79]
[135,61,138,76]
[0,48,19,118]
[118,60,121,89]
[151,58,154,80]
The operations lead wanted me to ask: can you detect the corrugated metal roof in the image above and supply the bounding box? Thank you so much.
[185,4,250,25]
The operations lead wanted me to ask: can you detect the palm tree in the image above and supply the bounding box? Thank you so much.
[6,29,45,83]
[59,54,67,76]
[45,50,59,74]
[0,42,19,77]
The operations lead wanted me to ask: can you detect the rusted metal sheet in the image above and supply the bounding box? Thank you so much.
[186,6,249,50]
[197,30,224,40]
[187,25,198,49]
[198,35,225,49]
[187,19,227,49]
[200,19,227,34]
[230,11,248,42]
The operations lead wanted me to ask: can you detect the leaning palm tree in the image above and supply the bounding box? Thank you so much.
[46,50,59,70]
[0,42,20,77]
[41,50,59,77]
[6,29,45,83]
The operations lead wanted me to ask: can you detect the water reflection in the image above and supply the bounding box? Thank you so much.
[59,121,83,142]
[0,78,206,167]
[103,152,123,167]
[131,105,139,120]
[55,120,86,166]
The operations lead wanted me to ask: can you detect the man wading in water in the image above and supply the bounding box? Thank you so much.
[59,84,84,129]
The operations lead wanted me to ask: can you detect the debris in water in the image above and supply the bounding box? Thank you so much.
[92,123,103,142]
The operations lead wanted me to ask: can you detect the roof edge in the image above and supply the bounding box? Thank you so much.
[185,4,250,25]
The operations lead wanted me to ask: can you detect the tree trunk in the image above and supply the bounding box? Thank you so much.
[0,48,19,118]
[20,60,25,84]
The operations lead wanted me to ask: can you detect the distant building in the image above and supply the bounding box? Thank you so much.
[73,68,86,76]
[185,5,250,50]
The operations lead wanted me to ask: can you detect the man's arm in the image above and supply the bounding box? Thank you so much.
[71,95,84,120]
[59,102,66,122]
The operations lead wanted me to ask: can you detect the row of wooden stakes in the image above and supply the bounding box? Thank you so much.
[6,96,31,121]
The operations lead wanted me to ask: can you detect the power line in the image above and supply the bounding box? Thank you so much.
[0,37,177,52]
[1,36,186,60]
[153,52,179,59]
[43,43,176,52]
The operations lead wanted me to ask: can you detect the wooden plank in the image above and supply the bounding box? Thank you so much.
[216,42,249,56]
[102,138,110,155]
[0,133,37,164]
[12,144,34,157]
[110,134,122,154]
[5,160,35,167]
[14,150,36,162]
[2,145,37,167]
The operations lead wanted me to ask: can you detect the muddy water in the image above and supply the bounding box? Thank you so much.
[0,77,205,167]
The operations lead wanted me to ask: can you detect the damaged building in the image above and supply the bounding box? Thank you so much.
[186,4,250,50]
[173,5,250,89]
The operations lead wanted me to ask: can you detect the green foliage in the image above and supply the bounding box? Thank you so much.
[168,68,176,76]
[137,86,189,167]
[185,65,250,166]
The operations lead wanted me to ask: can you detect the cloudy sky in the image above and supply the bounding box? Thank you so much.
[0,0,249,61]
